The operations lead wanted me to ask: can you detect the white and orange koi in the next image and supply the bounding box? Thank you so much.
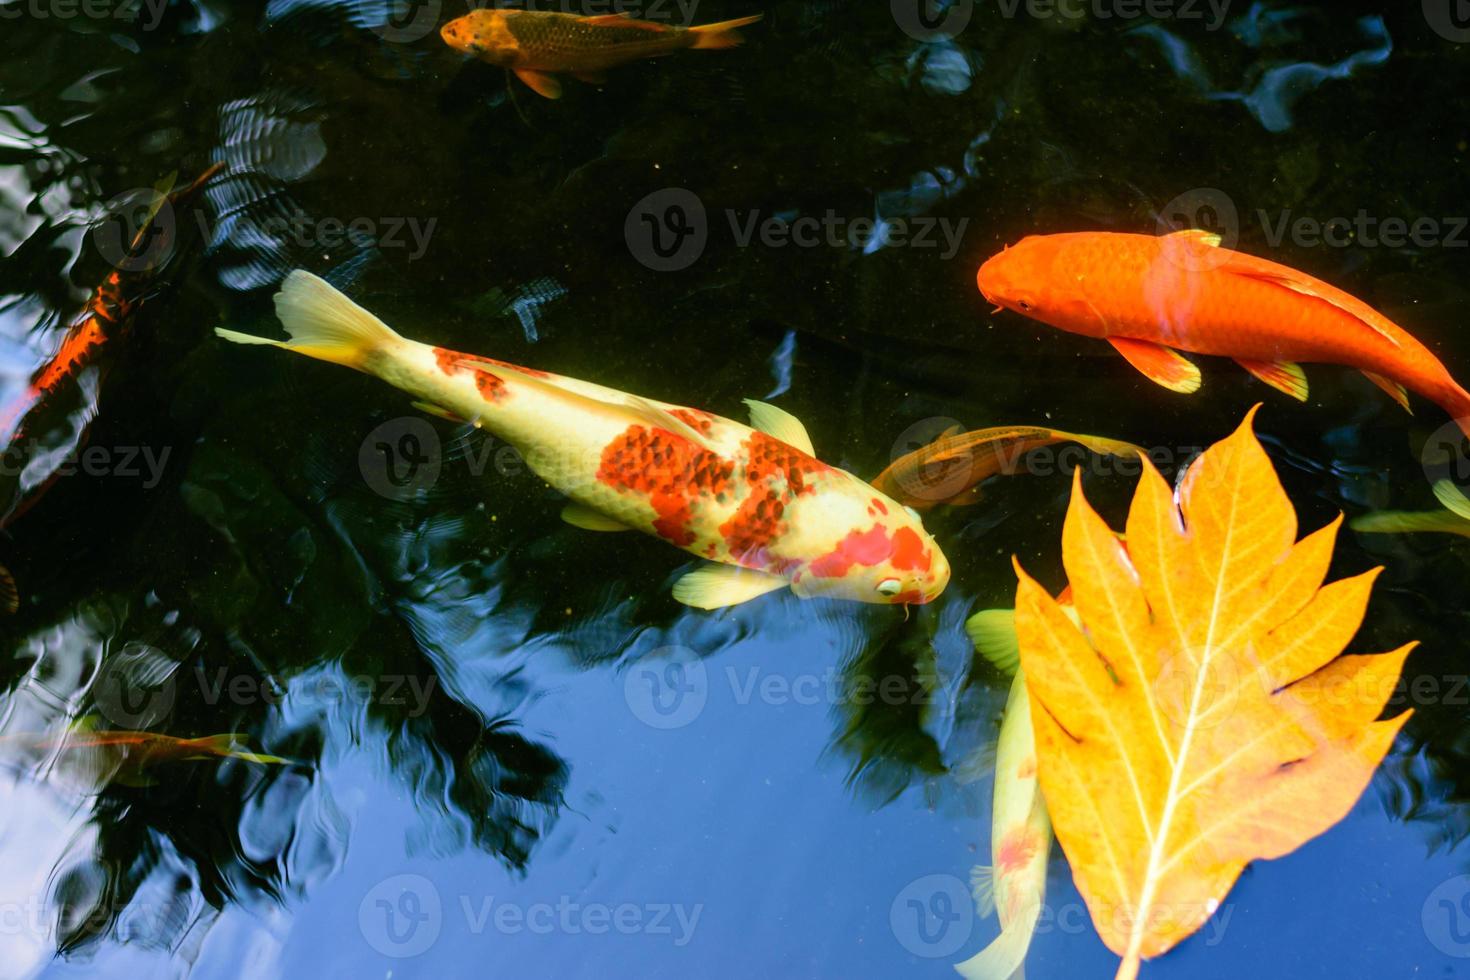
[957,608,1052,980]
[215,272,951,609]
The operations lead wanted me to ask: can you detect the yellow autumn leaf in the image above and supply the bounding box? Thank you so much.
[1013,407,1415,980]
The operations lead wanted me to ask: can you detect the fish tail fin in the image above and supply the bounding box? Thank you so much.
[185,734,287,764]
[966,609,1021,677]
[688,13,762,49]
[215,270,403,372]
[953,903,1042,980]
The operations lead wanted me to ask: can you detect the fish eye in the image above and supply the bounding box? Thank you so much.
[876,578,903,597]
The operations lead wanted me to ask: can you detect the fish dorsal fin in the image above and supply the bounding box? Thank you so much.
[583,12,668,30]
[455,357,720,453]
[1217,252,1405,350]
[1165,228,1222,247]
[743,399,815,455]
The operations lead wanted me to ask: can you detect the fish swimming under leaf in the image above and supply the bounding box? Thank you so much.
[956,608,1052,980]
[1351,507,1470,538]
[440,9,763,99]
[214,271,950,609]
[872,425,1146,510]
[978,230,1470,439]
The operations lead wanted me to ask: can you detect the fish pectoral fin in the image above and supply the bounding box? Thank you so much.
[561,504,632,532]
[514,69,563,99]
[671,565,787,610]
[1351,509,1470,537]
[411,400,473,424]
[742,398,815,455]
[965,608,1021,677]
[1164,228,1222,248]
[1235,359,1308,402]
[1433,480,1470,520]
[1361,370,1412,413]
[1106,338,1202,394]
[969,864,998,918]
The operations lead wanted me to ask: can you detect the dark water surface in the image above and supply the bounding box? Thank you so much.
[2,1,1470,977]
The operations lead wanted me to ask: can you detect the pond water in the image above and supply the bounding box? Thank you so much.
[1,1,1469,977]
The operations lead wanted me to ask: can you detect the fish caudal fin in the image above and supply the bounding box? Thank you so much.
[1435,380,1470,440]
[215,271,402,372]
[953,906,1043,980]
[966,609,1020,677]
[688,14,763,50]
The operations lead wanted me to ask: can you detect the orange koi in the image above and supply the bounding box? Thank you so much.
[977,230,1470,439]
[214,272,950,609]
[440,9,762,99]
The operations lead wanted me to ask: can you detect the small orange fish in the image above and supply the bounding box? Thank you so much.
[6,719,285,786]
[440,9,762,99]
[977,230,1470,439]
[872,425,1146,509]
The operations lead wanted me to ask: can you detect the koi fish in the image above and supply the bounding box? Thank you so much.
[214,272,950,609]
[0,163,221,611]
[958,608,1052,980]
[872,425,1146,510]
[5,718,285,786]
[440,9,763,99]
[977,230,1470,439]
[1350,507,1470,538]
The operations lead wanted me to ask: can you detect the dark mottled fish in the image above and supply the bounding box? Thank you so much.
[440,9,762,98]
